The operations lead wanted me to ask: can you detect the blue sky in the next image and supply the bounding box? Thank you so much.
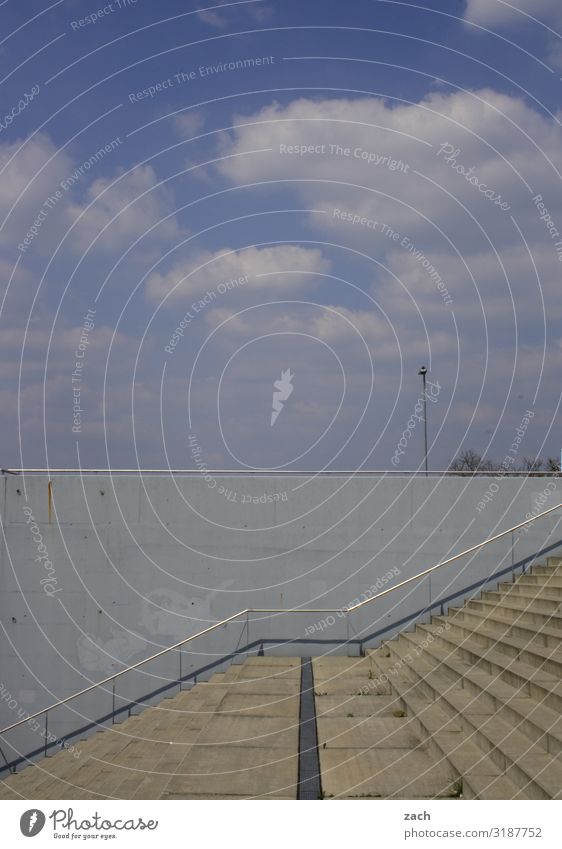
[1,0,562,471]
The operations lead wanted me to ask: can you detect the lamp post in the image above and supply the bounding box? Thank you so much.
[418,366,428,476]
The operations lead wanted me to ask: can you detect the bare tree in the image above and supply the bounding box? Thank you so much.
[520,457,543,472]
[449,450,494,472]
[448,451,560,474]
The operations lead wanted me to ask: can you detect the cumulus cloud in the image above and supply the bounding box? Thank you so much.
[215,90,562,261]
[463,0,562,28]
[174,111,206,138]
[145,243,331,303]
[0,133,73,251]
[196,0,273,28]
[215,91,562,293]
[206,89,562,464]
[0,136,181,258]
[546,38,562,69]
[197,9,227,29]
[66,164,179,254]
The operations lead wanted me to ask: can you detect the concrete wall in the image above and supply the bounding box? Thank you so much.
[1,472,561,766]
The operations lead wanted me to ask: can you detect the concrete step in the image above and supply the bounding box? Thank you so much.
[499,581,562,599]
[367,652,522,800]
[384,641,562,799]
[404,701,524,799]
[445,605,562,650]
[397,629,562,713]
[427,616,562,680]
[416,623,562,754]
[464,598,562,630]
[530,563,561,576]
[312,655,467,799]
[480,589,562,614]
[0,657,302,800]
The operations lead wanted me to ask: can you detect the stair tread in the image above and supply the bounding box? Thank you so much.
[418,622,562,680]
[384,646,562,795]
[486,589,562,607]
[417,631,562,733]
[384,643,561,748]
[516,578,562,587]
[467,598,562,620]
[446,607,562,643]
[400,631,561,689]
[369,670,522,799]
[429,617,562,663]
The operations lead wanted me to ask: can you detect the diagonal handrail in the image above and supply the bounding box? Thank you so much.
[346,500,562,612]
[0,607,343,736]
[1,501,561,738]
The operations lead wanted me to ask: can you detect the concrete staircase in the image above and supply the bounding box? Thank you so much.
[0,657,301,800]
[369,556,562,799]
[1,557,561,800]
[312,654,460,798]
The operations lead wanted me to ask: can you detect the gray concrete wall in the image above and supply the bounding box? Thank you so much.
[1,472,561,766]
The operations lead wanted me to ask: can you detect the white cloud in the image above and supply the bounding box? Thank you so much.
[197,9,227,28]
[463,0,562,27]
[216,91,562,257]
[145,244,331,304]
[546,38,562,69]
[174,111,206,138]
[66,164,179,254]
[0,136,181,258]
[0,133,73,251]
[206,89,562,462]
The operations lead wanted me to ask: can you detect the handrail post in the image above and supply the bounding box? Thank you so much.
[179,645,182,692]
[511,530,515,579]
[346,610,351,657]
[0,743,13,774]
[2,502,561,763]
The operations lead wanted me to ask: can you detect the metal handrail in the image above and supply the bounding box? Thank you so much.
[0,607,344,736]
[2,501,561,738]
[347,500,562,612]
[2,468,560,475]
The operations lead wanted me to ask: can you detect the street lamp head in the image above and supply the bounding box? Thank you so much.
[418,366,427,376]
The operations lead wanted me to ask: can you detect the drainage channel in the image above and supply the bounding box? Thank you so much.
[297,657,322,800]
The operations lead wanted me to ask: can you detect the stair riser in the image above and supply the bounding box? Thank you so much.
[397,630,562,714]
[447,609,561,649]
[391,639,497,710]
[386,644,551,799]
[515,575,562,588]
[466,601,562,630]
[453,719,550,800]
[396,633,509,711]
[519,572,562,584]
[392,693,472,794]
[379,670,510,800]
[499,583,562,599]
[395,635,459,694]
[531,565,561,576]
[415,628,562,754]
[419,622,562,678]
[481,592,561,613]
